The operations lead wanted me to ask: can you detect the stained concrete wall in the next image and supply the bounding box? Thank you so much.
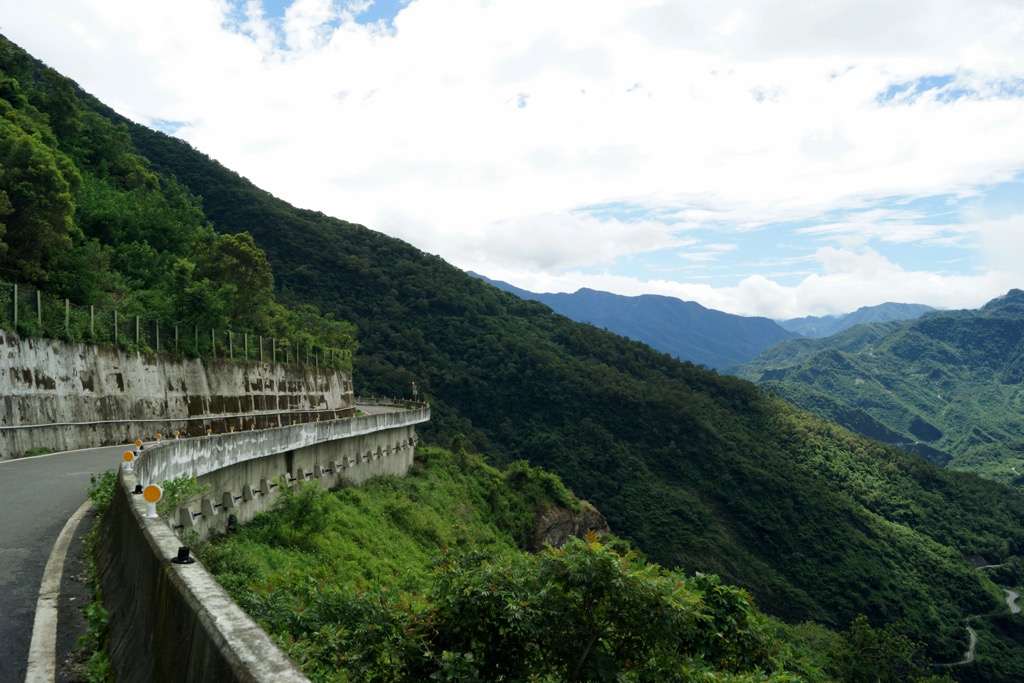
[0,329,354,459]
[99,468,311,683]
[134,408,431,538]
[100,406,430,682]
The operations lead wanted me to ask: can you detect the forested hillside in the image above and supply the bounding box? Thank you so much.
[0,36,356,357]
[123,88,1024,672]
[4,34,1024,677]
[735,291,1024,490]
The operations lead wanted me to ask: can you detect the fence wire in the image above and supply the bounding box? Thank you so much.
[0,281,352,368]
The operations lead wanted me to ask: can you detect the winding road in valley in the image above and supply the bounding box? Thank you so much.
[1006,589,1021,615]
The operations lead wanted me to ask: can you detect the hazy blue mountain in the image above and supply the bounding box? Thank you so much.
[780,302,935,338]
[470,273,799,369]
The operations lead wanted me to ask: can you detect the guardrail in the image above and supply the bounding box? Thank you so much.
[135,403,430,487]
[100,401,430,683]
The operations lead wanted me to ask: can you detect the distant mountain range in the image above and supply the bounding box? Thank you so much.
[733,289,1024,490]
[469,273,798,369]
[779,303,936,337]
[471,273,934,368]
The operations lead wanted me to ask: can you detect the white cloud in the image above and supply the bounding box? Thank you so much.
[3,0,1024,317]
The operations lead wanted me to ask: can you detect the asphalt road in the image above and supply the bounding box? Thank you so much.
[0,445,128,682]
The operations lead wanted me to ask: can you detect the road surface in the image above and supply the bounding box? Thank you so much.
[0,445,129,682]
[0,404,395,681]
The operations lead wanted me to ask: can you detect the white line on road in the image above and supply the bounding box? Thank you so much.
[24,498,93,683]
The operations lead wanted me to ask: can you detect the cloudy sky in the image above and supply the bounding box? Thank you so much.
[3,0,1024,318]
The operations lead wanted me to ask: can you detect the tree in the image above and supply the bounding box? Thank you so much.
[197,232,274,329]
[0,113,80,284]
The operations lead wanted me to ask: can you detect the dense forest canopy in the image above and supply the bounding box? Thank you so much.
[4,34,1024,678]
[734,291,1024,491]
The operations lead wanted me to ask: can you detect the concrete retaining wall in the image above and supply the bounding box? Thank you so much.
[0,330,354,459]
[99,468,311,683]
[135,408,431,538]
[101,406,430,681]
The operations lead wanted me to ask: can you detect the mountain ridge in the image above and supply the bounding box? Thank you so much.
[779,302,936,337]
[471,272,799,368]
[735,289,1024,487]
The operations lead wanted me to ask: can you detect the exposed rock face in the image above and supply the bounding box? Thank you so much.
[528,501,610,551]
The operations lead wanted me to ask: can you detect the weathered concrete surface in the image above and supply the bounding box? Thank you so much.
[135,408,431,538]
[0,330,354,459]
[98,468,310,683]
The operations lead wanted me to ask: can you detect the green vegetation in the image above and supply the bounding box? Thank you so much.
[78,470,118,682]
[204,447,956,682]
[0,35,356,363]
[734,291,1024,489]
[126,102,1024,666]
[5,32,1024,677]
[156,473,211,517]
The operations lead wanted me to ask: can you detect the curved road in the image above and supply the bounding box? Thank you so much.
[0,445,132,682]
[0,403,393,681]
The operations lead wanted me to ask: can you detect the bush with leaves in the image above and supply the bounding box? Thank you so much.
[270,477,332,548]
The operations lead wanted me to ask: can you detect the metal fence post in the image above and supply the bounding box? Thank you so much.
[12,283,17,329]
[90,305,95,338]
[64,299,70,338]
[156,320,160,352]
[36,290,42,329]
[114,310,118,345]
[135,316,140,345]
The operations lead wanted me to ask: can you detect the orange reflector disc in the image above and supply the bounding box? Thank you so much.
[143,484,162,504]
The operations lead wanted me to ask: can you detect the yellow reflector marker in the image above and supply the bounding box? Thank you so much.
[143,484,162,518]
[123,451,134,462]
[143,484,162,503]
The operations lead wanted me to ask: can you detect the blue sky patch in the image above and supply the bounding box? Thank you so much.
[354,0,409,26]
[252,0,407,26]
[877,73,957,103]
[148,118,188,135]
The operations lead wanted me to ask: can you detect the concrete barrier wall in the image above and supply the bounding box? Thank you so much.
[0,329,354,459]
[99,468,311,683]
[101,407,430,680]
[135,409,431,538]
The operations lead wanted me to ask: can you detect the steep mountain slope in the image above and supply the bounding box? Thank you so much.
[780,302,935,337]
[123,121,1024,661]
[6,35,1024,671]
[472,273,799,369]
[736,292,1024,487]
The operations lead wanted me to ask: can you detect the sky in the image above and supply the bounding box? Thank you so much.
[2,0,1024,319]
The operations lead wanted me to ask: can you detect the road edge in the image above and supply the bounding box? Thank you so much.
[25,498,94,683]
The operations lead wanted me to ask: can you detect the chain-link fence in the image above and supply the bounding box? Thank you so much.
[0,281,353,368]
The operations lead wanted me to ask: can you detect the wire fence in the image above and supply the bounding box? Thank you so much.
[0,280,353,368]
